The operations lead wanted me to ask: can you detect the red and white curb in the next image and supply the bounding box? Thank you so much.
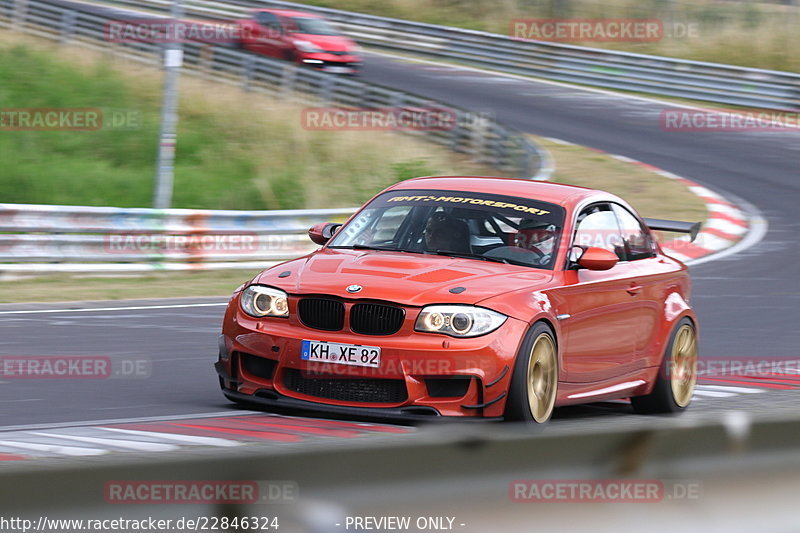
[0,412,412,460]
[538,138,751,263]
[0,376,789,461]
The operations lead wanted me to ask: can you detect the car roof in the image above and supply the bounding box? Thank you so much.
[387,176,616,208]
[253,9,324,19]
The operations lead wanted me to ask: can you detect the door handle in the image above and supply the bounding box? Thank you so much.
[626,284,642,296]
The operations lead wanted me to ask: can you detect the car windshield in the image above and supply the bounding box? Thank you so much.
[287,16,339,36]
[328,189,566,270]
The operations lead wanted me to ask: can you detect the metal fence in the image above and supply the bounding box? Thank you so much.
[0,203,357,272]
[85,0,800,111]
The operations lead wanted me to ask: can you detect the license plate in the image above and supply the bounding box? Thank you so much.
[301,340,381,368]
[325,66,350,73]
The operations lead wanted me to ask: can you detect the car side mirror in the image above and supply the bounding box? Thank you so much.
[308,222,341,245]
[576,246,619,271]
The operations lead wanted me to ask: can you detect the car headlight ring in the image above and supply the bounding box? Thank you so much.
[240,285,289,318]
[415,305,506,338]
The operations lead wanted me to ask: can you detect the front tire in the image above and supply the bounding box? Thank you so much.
[631,317,698,414]
[505,322,558,423]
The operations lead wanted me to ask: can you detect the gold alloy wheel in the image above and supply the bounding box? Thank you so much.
[670,324,698,408]
[526,333,558,423]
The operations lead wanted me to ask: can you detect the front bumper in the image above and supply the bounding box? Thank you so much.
[217,297,528,420]
[216,365,500,423]
[299,53,361,73]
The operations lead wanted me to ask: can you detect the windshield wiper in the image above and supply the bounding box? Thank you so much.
[328,244,422,253]
[431,250,511,264]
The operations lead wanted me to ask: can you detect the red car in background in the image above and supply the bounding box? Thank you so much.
[216,177,701,423]
[235,9,362,74]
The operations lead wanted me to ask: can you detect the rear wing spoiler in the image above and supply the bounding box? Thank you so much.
[643,218,701,242]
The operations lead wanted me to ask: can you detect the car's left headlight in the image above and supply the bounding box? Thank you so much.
[240,285,289,318]
[415,305,507,338]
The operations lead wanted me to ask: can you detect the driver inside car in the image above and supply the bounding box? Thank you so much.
[513,222,558,258]
[423,212,471,253]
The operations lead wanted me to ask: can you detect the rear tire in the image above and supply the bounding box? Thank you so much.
[631,318,698,414]
[505,322,558,424]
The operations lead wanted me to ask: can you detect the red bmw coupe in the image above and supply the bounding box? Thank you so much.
[216,176,700,423]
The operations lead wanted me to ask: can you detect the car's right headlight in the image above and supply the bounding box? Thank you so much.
[415,305,507,338]
[240,285,289,318]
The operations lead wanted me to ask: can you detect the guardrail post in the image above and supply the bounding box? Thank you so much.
[198,45,214,79]
[495,125,509,171]
[280,64,297,99]
[448,111,466,153]
[520,140,538,179]
[318,73,336,106]
[469,112,488,164]
[390,91,405,115]
[12,0,27,26]
[59,9,77,44]
[152,0,184,210]
[353,82,368,111]
[0,0,12,27]
[241,53,255,91]
[483,119,499,169]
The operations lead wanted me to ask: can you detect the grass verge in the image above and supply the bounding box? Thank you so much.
[534,137,708,223]
[0,270,261,303]
[0,32,505,211]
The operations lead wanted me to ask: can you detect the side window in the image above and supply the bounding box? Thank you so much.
[346,206,410,246]
[281,17,299,33]
[573,204,625,261]
[612,204,655,261]
[256,12,282,34]
[372,206,411,243]
[255,12,272,25]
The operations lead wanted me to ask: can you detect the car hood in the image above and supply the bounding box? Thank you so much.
[293,33,356,52]
[254,249,553,307]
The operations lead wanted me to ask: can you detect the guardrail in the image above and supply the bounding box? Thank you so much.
[87,0,800,111]
[0,203,357,272]
[2,411,800,532]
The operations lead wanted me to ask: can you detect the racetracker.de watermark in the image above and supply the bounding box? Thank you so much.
[301,107,458,131]
[510,480,702,502]
[667,357,800,379]
[298,357,503,378]
[104,480,298,504]
[510,19,691,42]
[0,108,142,131]
[103,233,301,255]
[661,110,800,132]
[0,356,150,379]
[105,18,253,43]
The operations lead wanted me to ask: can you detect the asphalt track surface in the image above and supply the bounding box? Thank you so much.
[3,0,800,437]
